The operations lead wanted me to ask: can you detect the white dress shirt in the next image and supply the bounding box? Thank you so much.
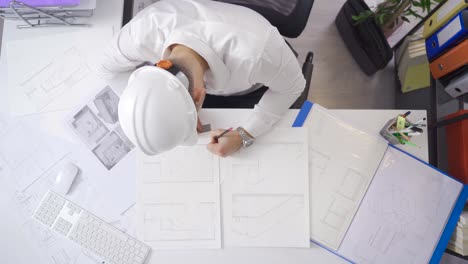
[98,0,306,137]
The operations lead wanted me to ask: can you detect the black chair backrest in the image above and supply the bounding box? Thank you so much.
[215,0,314,38]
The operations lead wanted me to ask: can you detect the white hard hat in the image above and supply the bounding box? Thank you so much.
[118,65,198,156]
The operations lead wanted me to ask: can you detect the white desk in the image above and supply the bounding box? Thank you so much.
[139,108,426,264]
[0,3,428,263]
[0,106,428,264]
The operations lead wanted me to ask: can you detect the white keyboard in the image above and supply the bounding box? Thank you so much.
[33,191,151,264]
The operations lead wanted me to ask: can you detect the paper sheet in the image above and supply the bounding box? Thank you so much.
[0,114,71,192]
[221,128,310,247]
[0,109,137,263]
[0,113,97,264]
[305,105,389,250]
[338,147,463,264]
[68,86,134,170]
[6,27,114,115]
[136,134,222,249]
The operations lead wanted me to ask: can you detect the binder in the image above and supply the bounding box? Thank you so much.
[426,9,468,60]
[423,0,468,38]
[396,35,430,93]
[401,63,431,93]
[429,39,468,79]
[292,101,468,264]
[445,70,468,97]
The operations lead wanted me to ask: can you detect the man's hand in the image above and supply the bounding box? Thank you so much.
[207,129,243,157]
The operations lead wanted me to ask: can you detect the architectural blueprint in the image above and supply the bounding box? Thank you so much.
[221,128,310,248]
[136,128,309,249]
[69,86,134,170]
[304,105,389,250]
[6,28,113,115]
[338,147,462,264]
[136,136,222,249]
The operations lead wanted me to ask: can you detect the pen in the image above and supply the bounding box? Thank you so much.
[405,118,427,131]
[413,117,426,125]
[401,111,411,118]
[214,127,233,142]
[410,126,423,133]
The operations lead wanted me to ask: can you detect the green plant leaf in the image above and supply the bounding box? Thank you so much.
[378,13,385,25]
[425,0,431,11]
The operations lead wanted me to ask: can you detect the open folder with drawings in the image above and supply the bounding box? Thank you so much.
[136,128,310,249]
[293,101,468,264]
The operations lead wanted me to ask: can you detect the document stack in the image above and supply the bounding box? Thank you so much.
[448,209,468,256]
[396,33,430,93]
[0,0,96,28]
[422,0,468,98]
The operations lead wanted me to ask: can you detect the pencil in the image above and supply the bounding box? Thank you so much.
[214,127,233,142]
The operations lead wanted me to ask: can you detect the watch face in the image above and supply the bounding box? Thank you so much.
[244,139,254,147]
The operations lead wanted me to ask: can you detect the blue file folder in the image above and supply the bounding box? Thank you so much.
[293,101,468,264]
[426,9,468,61]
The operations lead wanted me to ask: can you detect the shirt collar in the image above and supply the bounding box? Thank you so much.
[162,32,229,91]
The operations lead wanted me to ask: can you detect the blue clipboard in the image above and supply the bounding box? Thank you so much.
[426,9,468,61]
[292,100,468,263]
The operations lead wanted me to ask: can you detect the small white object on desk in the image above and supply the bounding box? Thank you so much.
[54,162,79,195]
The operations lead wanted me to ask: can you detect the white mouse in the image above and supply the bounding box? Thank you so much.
[54,162,79,195]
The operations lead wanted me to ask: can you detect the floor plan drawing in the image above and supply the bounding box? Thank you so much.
[140,145,216,183]
[69,86,134,170]
[309,148,330,178]
[19,47,90,113]
[338,147,463,264]
[143,202,217,241]
[321,197,351,232]
[230,162,262,186]
[136,128,308,249]
[231,194,304,239]
[72,106,109,147]
[305,106,388,250]
[7,27,114,115]
[137,142,222,249]
[221,128,310,248]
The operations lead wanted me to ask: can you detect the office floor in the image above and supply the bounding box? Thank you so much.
[286,0,396,109]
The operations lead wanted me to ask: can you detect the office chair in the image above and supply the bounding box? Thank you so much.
[202,0,315,109]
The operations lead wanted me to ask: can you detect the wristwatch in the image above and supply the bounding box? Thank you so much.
[236,127,255,148]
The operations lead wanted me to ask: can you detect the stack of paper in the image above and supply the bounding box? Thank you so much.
[448,209,468,255]
[396,33,431,93]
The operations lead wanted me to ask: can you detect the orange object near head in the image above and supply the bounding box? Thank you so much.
[156,60,173,70]
[446,110,468,183]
